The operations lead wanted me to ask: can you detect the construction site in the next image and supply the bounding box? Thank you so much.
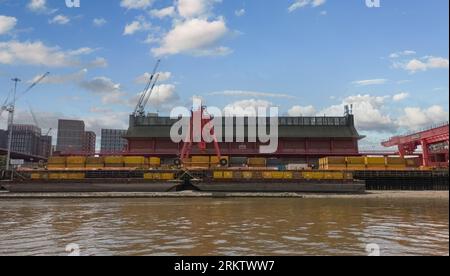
[1,62,449,194]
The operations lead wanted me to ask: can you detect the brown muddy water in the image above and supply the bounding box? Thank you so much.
[0,198,448,256]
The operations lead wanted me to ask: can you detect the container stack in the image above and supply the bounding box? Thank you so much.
[247,158,267,168]
[47,157,66,169]
[66,156,86,169]
[346,157,366,171]
[319,157,346,170]
[148,157,161,168]
[386,157,407,170]
[365,157,386,170]
[86,157,104,169]
[104,156,124,168]
[191,156,210,168]
[124,156,148,169]
[210,156,229,167]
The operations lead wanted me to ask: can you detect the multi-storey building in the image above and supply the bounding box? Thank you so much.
[101,129,127,153]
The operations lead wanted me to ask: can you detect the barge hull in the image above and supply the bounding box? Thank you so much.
[194,182,366,193]
[1,182,178,193]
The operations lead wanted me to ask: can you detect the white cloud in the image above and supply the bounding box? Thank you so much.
[135,71,172,84]
[389,50,416,59]
[397,105,449,130]
[123,18,152,35]
[80,76,120,93]
[120,0,154,10]
[27,0,48,13]
[150,6,176,18]
[392,54,449,73]
[49,14,70,25]
[80,77,125,104]
[152,18,228,56]
[93,18,107,27]
[0,15,17,35]
[177,0,218,19]
[147,84,180,107]
[224,99,274,116]
[288,0,326,13]
[68,47,95,56]
[402,57,449,73]
[0,40,92,67]
[352,79,388,86]
[235,9,245,17]
[392,92,409,102]
[288,105,317,116]
[29,69,88,84]
[319,94,396,132]
[87,57,108,68]
[208,90,296,99]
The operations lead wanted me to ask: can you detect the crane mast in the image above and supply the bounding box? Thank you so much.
[134,60,161,117]
[2,72,50,171]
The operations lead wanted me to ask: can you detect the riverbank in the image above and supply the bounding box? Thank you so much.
[0,190,448,199]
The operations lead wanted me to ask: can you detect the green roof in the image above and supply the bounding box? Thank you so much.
[124,115,364,140]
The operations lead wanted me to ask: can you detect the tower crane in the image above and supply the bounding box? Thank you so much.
[133,60,161,117]
[1,72,50,171]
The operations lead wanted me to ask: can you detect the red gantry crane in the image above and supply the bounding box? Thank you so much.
[178,104,227,167]
[382,122,449,167]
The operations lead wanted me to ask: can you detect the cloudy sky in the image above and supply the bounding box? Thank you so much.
[0,0,449,149]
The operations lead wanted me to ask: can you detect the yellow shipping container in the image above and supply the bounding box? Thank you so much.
[366,157,386,165]
[406,158,420,167]
[302,172,326,179]
[48,157,66,164]
[104,156,124,164]
[243,172,253,179]
[48,164,66,169]
[86,157,104,164]
[320,157,346,165]
[210,156,229,164]
[283,172,293,179]
[323,172,344,180]
[262,171,273,179]
[223,171,234,179]
[192,156,210,163]
[66,156,86,164]
[248,158,267,166]
[346,157,365,165]
[271,172,284,179]
[213,171,224,179]
[49,173,60,180]
[124,156,146,164]
[386,157,406,165]
[31,173,41,180]
[144,173,154,180]
[321,165,347,171]
[161,173,175,180]
[149,157,161,166]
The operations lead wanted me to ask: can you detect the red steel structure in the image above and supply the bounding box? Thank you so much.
[382,122,449,167]
[179,105,222,160]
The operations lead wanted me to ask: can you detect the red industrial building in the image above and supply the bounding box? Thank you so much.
[124,112,364,165]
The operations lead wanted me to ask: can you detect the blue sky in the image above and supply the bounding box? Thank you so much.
[0,0,449,148]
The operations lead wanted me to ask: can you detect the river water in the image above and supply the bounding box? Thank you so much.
[0,198,448,256]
